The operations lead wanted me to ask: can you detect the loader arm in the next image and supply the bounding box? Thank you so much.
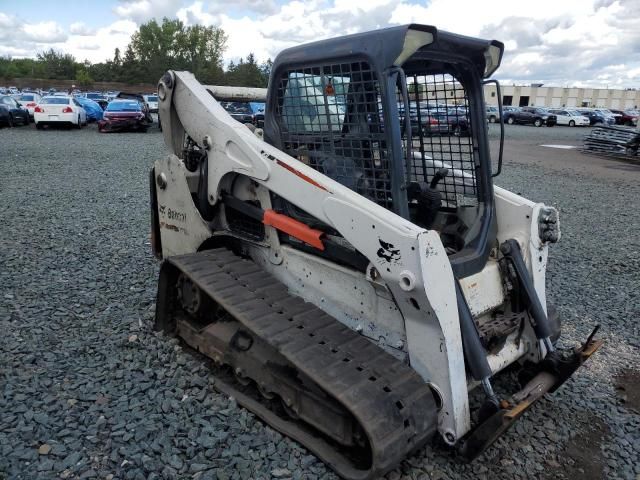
[157,69,470,440]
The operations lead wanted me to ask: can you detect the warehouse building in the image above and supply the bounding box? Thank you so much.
[483,84,640,109]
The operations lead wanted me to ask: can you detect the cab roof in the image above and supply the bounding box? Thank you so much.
[272,24,504,78]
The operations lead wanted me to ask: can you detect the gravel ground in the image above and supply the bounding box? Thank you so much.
[1,122,638,480]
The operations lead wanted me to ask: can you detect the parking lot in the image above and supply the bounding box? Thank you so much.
[1,122,639,479]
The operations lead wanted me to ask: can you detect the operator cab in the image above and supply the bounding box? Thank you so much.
[263,24,503,276]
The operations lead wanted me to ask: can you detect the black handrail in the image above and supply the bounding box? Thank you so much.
[483,79,504,177]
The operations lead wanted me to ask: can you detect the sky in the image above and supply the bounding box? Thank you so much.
[0,0,639,88]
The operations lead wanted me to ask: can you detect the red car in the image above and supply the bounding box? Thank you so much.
[609,109,638,126]
[98,100,152,132]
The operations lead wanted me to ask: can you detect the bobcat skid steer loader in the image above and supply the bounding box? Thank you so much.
[150,24,602,479]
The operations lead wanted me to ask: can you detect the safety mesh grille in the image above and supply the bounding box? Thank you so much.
[274,64,479,214]
[402,73,477,207]
[275,62,393,209]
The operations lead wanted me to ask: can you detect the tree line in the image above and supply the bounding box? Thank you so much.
[0,18,272,88]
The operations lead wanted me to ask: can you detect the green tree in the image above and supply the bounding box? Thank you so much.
[113,48,122,66]
[127,18,227,84]
[76,68,93,87]
[224,54,269,87]
[176,24,227,74]
[259,58,272,87]
[120,44,145,84]
[36,49,76,79]
[0,20,274,88]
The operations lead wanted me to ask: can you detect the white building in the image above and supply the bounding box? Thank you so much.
[484,84,640,110]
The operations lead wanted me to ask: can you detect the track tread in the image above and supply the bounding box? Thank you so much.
[162,249,437,480]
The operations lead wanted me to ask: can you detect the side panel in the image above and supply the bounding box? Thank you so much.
[494,186,549,310]
[154,154,212,257]
[459,260,505,317]
[248,244,409,360]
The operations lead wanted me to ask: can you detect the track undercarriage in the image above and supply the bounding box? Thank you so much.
[155,248,438,479]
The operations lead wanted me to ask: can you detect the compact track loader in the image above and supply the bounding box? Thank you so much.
[150,24,602,479]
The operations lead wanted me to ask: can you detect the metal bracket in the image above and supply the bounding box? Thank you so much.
[459,326,603,460]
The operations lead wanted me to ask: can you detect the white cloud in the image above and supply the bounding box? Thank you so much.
[63,20,138,63]
[2,0,639,87]
[0,13,68,57]
[177,1,219,26]
[114,0,186,23]
[0,12,13,29]
[69,22,95,36]
[389,0,594,36]
[179,0,402,64]
[22,21,68,43]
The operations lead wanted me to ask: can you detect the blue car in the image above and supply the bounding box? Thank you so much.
[75,97,103,121]
[576,109,614,126]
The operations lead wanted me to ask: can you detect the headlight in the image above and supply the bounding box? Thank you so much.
[539,207,560,243]
[542,115,549,119]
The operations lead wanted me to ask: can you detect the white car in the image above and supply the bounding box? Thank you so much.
[143,94,159,113]
[34,96,87,129]
[486,105,500,122]
[17,93,42,118]
[548,109,590,127]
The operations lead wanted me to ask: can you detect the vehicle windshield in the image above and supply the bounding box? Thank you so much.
[567,110,581,115]
[41,97,70,105]
[250,102,265,113]
[146,95,158,102]
[19,95,35,101]
[220,102,253,115]
[106,101,141,111]
[86,93,101,99]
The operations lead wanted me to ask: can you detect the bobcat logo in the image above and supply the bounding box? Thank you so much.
[377,239,401,263]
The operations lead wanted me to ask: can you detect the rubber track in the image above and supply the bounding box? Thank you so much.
[165,249,437,479]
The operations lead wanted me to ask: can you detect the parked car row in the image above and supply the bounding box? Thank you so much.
[220,101,265,129]
[486,105,638,127]
[2,85,158,113]
[503,107,557,127]
[0,90,155,132]
[393,102,473,137]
